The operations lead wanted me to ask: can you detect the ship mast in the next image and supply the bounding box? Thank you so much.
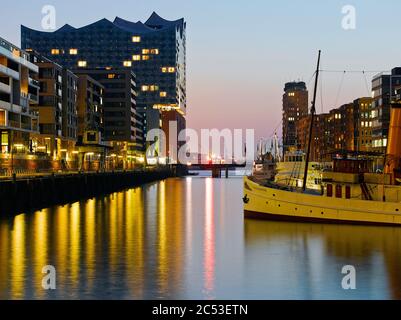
[302,50,321,192]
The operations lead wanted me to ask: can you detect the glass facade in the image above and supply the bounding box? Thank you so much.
[21,12,187,152]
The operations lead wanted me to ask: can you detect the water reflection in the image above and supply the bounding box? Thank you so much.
[0,178,401,299]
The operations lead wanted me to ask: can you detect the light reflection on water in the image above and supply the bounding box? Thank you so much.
[0,177,401,300]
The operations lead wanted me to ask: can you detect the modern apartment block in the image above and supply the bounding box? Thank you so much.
[76,74,104,144]
[353,97,373,152]
[0,36,39,157]
[329,103,355,152]
[73,68,144,165]
[296,97,374,162]
[371,68,401,153]
[21,12,187,160]
[27,52,77,161]
[282,81,308,154]
[296,113,330,162]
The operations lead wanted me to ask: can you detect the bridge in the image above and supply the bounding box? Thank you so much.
[188,162,247,178]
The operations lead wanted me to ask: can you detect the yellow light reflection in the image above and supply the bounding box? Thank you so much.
[10,214,26,299]
[33,209,49,298]
[55,206,69,291]
[70,202,81,289]
[0,223,10,298]
[125,188,145,298]
[85,199,96,289]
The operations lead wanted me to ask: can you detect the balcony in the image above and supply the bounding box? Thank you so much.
[0,64,19,80]
[0,81,11,94]
[8,120,20,129]
[29,77,40,88]
[28,93,39,103]
[21,122,31,130]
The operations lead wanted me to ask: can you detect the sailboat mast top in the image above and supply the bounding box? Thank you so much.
[302,50,321,192]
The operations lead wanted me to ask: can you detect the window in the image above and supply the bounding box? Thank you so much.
[150,85,159,91]
[345,186,351,199]
[142,85,149,92]
[142,55,150,61]
[108,74,115,79]
[69,48,78,55]
[142,49,150,54]
[78,60,87,67]
[132,36,141,43]
[132,55,141,61]
[123,61,132,67]
[288,92,295,97]
[335,185,342,198]
[160,92,167,97]
[51,49,60,55]
[150,49,159,54]
[162,67,176,73]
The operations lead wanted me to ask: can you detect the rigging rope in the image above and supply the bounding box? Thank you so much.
[334,71,346,108]
[362,71,371,97]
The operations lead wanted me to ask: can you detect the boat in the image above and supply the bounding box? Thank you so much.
[244,50,401,226]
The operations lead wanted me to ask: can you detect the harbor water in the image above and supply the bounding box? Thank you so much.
[1,175,401,299]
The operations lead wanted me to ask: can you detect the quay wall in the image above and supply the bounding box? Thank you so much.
[0,167,186,215]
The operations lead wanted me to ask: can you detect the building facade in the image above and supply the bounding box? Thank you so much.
[21,12,186,161]
[28,52,77,162]
[371,68,401,153]
[296,98,374,162]
[282,81,308,154]
[296,113,330,162]
[0,37,39,158]
[73,68,144,167]
[353,97,373,152]
[76,74,104,143]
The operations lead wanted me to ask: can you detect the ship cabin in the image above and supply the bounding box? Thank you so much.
[320,157,390,201]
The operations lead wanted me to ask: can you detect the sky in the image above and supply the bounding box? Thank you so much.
[2,0,401,142]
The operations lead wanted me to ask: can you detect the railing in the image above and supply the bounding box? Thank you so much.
[29,78,40,87]
[21,122,31,130]
[28,93,38,102]
[8,120,20,128]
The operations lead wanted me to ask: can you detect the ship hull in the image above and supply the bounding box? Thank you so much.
[244,176,401,226]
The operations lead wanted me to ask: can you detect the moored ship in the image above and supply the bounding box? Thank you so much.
[244,51,401,226]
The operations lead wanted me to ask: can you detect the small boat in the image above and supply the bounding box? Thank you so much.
[244,50,401,226]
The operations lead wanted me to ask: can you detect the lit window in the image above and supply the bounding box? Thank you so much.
[168,67,175,73]
[288,92,295,97]
[161,67,167,73]
[51,49,60,55]
[69,48,78,55]
[160,92,167,97]
[142,55,150,61]
[132,55,141,61]
[108,74,116,79]
[142,85,149,92]
[150,85,159,91]
[78,60,87,67]
[123,61,132,67]
[150,49,159,55]
[132,36,141,43]
[142,49,150,54]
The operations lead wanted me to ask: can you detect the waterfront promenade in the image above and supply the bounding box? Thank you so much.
[0,166,187,215]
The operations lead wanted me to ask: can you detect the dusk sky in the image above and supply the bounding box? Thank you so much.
[3,0,401,142]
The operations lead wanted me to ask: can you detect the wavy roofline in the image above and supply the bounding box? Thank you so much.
[21,12,184,35]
